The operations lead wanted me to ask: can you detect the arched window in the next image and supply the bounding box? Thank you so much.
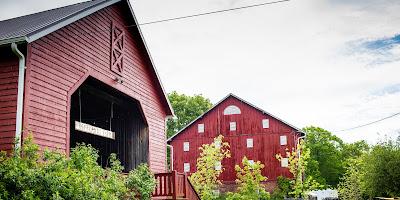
[223,105,241,115]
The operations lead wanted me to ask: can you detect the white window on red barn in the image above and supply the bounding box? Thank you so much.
[280,135,287,146]
[247,138,253,148]
[230,122,236,131]
[223,105,241,115]
[198,123,204,133]
[215,161,222,170]
[215,140,221,148]
[213,190,220,195]
[248,160,255,169]
[184,142,189,151]
[184,163,190,172]
[281,158,288,167]
[262,119,269,129]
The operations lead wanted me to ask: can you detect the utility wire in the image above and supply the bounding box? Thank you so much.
[334,112,400,132]
[71,0,292,36]
[139,0,292,26]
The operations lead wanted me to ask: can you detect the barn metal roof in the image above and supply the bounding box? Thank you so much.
[0,0,174,117]
[167,93,305,143]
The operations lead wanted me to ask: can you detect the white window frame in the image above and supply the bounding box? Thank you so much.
[248,160,254,169]
[198,123,204,133]
[247,138,253,148]
[184,163,190,172]
[262,119,269,129]
[281,158,288,167]
[230,122,236,131]
[215,140,221,148]
[215,161,222,170]
[184,142,189,151]
[280,135,287,146]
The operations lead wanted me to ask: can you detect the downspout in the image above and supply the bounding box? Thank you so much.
[11,43,26,149]
[167,144,173,171]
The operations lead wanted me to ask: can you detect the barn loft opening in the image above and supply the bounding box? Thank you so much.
[69,77,148,172]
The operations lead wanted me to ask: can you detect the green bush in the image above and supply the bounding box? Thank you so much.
[0,134,157,200]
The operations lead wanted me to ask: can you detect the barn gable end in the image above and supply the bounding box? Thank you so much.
[0,0,173,173]
[168,94,305,193]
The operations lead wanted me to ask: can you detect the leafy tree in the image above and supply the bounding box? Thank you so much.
[302,126,344,188]
[189,135,231,200]
[362,137,400,197]
[276,140,323,198]
[271,176,293,200]
[167,91,213,138]
[227,157,270,200]
[337,157,364,200]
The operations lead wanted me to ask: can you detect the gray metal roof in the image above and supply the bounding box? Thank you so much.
[167,93,305,142]
[0,0,118,45]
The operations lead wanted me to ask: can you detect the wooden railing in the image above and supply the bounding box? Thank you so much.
[153,171,200,200]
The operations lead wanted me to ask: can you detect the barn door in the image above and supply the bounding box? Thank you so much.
[69,77,148,172]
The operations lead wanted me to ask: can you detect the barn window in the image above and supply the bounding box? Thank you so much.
[213,190,220,195]
[262,119,269,128]
[215,140,221,148]
[281,158,288,167]
[184,163,190,172]
[248,160,254,169]
[280,136,287,145]
[184,142,190,151]
[230,122,236,131]
[223,105,241,115]
[198,124,204,133]
[215,161,222,170]
[247,138,253,148]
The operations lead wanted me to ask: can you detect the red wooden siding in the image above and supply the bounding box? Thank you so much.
[171,96,301,182]
[21,3,167,173]
[0,47,19,153]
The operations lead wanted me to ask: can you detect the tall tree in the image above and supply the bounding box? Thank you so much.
[167,91,213,138]
[302,126,344,188]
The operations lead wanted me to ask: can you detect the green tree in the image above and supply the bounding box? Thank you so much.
[362,137,400,197]
[302,126,344,188]
[337,157,364,200]
[189,135,230,200]
[276,140,323,198]
[167,91,213,138]
[227,157,270,200]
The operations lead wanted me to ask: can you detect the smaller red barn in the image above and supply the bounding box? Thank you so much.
[167,94,305,193]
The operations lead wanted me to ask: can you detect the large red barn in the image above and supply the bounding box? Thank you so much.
[167,94,305,193]
[0,0,173,173]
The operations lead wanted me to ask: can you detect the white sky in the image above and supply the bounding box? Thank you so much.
[1,0,399,144]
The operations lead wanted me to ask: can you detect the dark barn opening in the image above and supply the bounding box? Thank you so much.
[70,77,148,172]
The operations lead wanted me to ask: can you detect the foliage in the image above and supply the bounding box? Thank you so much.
[189,135,230,200]
[276,140,323,198]
[361,137,400,197]
[0,134,157,200]
[227,157,270,200]
[167,91,213,138]
[127,163,157,200]
[337,157,364,200]
[302,126,344,188]
[271,176,293,200]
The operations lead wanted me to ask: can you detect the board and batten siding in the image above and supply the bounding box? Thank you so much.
[0,47,20,153]
[22,3,168,173]
[171,96,300,181]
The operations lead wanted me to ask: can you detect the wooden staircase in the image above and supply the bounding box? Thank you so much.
[153,171,200,200]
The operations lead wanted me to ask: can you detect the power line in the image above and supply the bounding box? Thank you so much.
[71,0,292,36]
[334,112,400,132]
[139,0,292,26]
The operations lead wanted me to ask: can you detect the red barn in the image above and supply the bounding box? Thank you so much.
[167,94,305,193]
[0,0,173,173]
